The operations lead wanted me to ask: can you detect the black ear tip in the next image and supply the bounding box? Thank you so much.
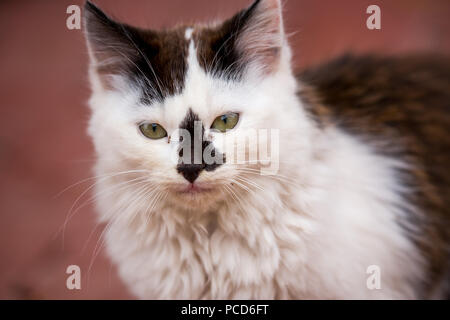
[84,1,98,10]
[249,0,262,10]
[84,1,108,19]
[84,1,95,12]
[84,1,113,29]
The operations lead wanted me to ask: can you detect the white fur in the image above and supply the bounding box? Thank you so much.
[184,28,194,40]
[86,2,424,299]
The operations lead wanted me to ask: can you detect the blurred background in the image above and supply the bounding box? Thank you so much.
[0,0,449,299]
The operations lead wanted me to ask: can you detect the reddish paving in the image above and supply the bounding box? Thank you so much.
[0,0,449,299]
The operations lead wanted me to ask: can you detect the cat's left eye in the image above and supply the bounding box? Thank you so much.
[139,123,168,140]
[211,113,239,133]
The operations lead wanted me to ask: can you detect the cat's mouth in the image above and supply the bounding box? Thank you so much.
[175,183,213,196]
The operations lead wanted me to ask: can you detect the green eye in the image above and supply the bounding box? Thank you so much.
[139,123,167,140]
[211,113,239,133]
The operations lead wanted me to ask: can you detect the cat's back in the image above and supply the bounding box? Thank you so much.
[299,55,450,139]
[299,54,450,298]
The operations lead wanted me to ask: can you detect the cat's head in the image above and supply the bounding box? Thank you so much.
[85,0,310,210]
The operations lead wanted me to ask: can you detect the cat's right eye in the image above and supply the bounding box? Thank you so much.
[211,113,240,133]
[139,123,168,140]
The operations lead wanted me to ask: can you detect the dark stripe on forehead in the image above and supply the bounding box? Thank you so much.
[179,108,201,136]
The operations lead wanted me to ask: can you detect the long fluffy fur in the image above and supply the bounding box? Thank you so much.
[85,0,448,299]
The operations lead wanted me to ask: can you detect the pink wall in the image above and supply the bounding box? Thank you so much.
[0,0,449,299]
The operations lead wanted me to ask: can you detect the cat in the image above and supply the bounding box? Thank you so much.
[83,0,450,299]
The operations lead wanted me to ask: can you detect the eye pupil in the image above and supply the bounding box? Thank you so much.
[139,123,167,140]
[221,115,228,124]
[211,112,239,133]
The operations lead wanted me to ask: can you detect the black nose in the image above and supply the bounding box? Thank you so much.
[177,164,205,183]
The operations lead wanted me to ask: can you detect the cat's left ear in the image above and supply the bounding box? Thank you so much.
[83,1,152,90]
[220,0,287,76]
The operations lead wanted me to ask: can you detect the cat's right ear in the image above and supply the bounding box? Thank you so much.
[83,1,140,86]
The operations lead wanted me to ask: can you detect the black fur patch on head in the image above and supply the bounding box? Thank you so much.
[84,1,188,103]
[177,109,224,183]
[193,0,262,80]
[194,0,282,79]
[85,0,281,102]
